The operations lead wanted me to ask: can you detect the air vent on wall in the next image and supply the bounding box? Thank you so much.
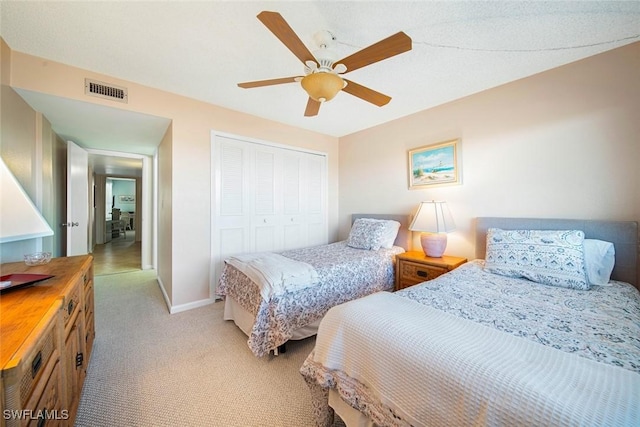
[85,79,128,103]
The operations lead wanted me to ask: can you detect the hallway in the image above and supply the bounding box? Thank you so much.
[92,229,141,276]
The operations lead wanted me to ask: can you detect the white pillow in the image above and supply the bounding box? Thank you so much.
[583,239,615,286]
[484,228,589,290]
[377,220,401,249]
[347,218,388,250]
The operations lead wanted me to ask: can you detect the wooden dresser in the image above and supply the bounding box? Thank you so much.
[0,255,94,427]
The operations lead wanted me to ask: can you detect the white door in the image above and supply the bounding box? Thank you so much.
[212,132,329,295]
[304,154,327,247]
[67,141,89,255]
[252,146,282,252]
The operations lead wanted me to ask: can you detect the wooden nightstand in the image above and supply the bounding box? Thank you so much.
[395,251,467,291]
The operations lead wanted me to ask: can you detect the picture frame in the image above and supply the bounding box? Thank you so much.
[119,195,135,203]
[408,139,461,189]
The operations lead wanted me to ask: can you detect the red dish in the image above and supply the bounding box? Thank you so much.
[0,274,54,293]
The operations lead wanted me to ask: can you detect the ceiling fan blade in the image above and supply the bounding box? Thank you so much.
[238,76,300,89]
[304,98,321,117]
[335,32,412,73]
[342,79,391,106]
[257,11,317,65]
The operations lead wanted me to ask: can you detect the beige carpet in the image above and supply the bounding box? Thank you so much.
[75,270,344,427]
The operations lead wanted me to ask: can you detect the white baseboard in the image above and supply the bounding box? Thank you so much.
[156,276,172,313]
[169,297,216,314]
[156,275,216,314]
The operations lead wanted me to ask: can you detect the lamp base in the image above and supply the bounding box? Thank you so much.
[420,232,447,257]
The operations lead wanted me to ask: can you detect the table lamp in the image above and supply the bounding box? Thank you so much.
[409,201,455,257]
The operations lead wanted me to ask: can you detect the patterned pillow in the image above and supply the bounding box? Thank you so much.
[347,218,388,250]
[368,219,401,249]
[484,228,589,290]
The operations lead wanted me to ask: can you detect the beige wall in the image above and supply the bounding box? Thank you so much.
[157,123,173,302]
[0,44,59,262]
[3,41,339,309]
[339,42,640,269]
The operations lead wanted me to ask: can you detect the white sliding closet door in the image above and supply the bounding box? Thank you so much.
[253,146,280,252]
[281,151,326,249]
[305,154,327,247]
[211,132,328,295]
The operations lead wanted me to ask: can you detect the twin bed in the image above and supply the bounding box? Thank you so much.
[217,214,411,357]
[217,215,639,424]
[301,217,640,426]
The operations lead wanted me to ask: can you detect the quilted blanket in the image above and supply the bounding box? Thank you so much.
[226,252,319,299]
[301,263,640,426]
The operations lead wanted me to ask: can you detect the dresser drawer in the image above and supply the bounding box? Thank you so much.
[24,358,64,427]
[62,279,82,333]
[83,280,94,321]
[1,306,60,425]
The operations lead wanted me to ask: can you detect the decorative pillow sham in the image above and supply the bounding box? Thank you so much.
[347,218,389,250]
[484,228,589,290]
[583,239,615,286]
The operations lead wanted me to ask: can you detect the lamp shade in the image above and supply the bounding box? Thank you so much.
[409,201,456,233]
[409,201,455,257]
[0,157,54,243]
[301,72,344,102]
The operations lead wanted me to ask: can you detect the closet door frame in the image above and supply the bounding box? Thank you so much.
[210,130,328,297]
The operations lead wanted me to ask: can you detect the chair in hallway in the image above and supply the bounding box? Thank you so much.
[114,218,126,238]
[120,211,132,231]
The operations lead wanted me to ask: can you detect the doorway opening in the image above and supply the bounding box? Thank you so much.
[88,149,150,276]
[94,177,140,275]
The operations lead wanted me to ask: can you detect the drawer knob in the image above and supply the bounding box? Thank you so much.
[31,351,42,378]
[417,270,428,278]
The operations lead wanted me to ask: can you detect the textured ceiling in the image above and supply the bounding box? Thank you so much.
[1,1,639,173]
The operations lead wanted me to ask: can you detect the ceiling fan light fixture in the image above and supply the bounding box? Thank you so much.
[301,72,343,102]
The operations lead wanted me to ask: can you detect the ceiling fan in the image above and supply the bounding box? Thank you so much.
[238,11,412,117]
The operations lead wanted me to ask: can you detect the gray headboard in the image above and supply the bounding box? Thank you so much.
[351,214,412,251]
[475,217,638,287]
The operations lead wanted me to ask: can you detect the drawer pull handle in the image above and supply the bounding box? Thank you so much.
[32,351,42,378]
[76,352,84,368]
[68,299,75,315]
[37,408,47,427]
[417,270,428,278]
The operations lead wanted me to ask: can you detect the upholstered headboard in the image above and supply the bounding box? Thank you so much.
[351,214,412,251]
[475,217,639,287]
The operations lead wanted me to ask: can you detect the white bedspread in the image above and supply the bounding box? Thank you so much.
[304,291,640,426]
[226,252,319,300]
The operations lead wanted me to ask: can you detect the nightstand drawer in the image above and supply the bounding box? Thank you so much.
[395,252,467,291]
[400,261,447,284]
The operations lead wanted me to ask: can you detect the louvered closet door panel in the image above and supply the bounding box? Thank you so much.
[214,137,252,287]
[219,140,246,222]
[305,154,327,247]
[219,228,245,266]
[252,147,283,252]
[282,153,305,249]
[254,149,276,215]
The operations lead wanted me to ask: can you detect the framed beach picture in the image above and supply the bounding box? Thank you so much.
[408,139,460,189]
[119,195,135,203]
